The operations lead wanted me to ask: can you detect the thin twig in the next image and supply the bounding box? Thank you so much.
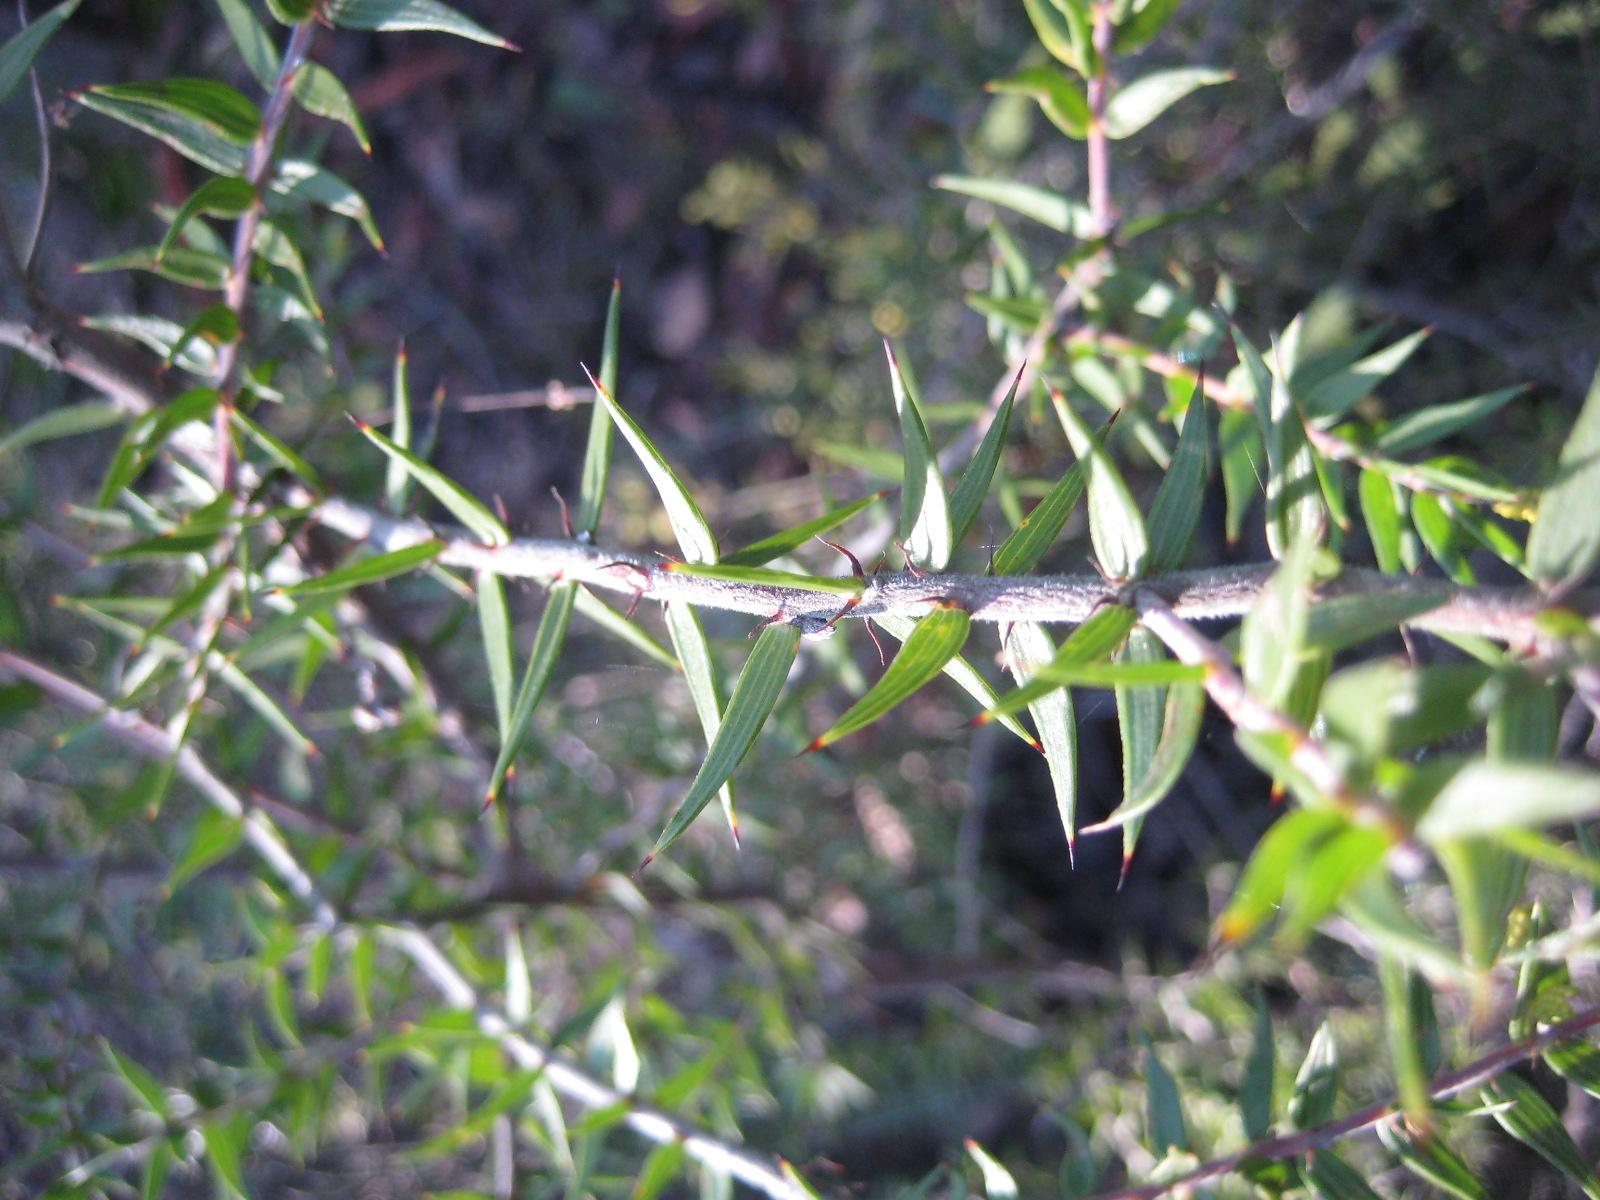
[0,648,804,1200]
[1087,1001,1600,1200]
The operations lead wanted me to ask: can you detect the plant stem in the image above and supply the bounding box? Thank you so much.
[1086,1,1115,237]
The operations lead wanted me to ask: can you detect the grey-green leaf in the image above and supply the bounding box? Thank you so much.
[1484,1073,1600,1200]
[1528,360,1600,593]
[932,174,1096,237]
[648,622,801,862]
[886,341,952,570]
[876,614,1038,751]
[1083,676,1203,834]
[1052,390,1148,580]
[1417,761,1600,842]
[1377,386,1525,457]
[0,0,80,105]
[584,364,718,565]
[277,540,443,596]
[486,580,577,805]
[1241,994,1274,1140]
[1005,622,1078,850]
[982,604,1137,720]
[664,601,736,841]
[1302,1150,1383,1200]
[477,571,514,743]
[1142,1035,1189,1153]
[990,458,1088,576]
[1304,328,1431,422]
[949,366,1021,549]
[354,417,509,545]
[1376,1120,1487,1200]
[0,401,126,458]
[1103,67,1231,139]
[1145,383,1208,573]
[576,277,621,537]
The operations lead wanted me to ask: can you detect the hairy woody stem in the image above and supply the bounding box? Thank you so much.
[0,648,803,1200]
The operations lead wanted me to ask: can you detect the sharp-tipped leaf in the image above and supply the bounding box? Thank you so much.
[576,278,621,537]
[86,79,260,144]
[982,604,1137,719]
[1103,67,1231,139]
[949,370,1020,548]
[1083,676,1203,833]
[1235,323,1324,557]
[987,65,1091,138]
[1301,1150,1382,1200]
[278,541,443,597]
[477,571,514,741]
[1304,328,1431,421]
[664,601,736,839]
[876,614,1037,750]
[272,159,384,251]
[293,63,371,153]
[0,401,126,459]
[1377,386,1525,457]
[1218,807,1348,943]
[933,175,1096,237]
[486,581,577,804]
[386,344,413,512]
[1052,390,1148,580]
[1358,467,1403,573]
[156,177,255,263]
[573,586,677,669]
[1142,1035,1189,1153]
[1484,1073,1600,1200]
[214,0,278,86]
[1145,384,1208,573]
[722,491,886,567]
[354,418,509,545]
[76,90,246,175]
[1528,360,1600,592]
[662,562,864,595]
[1005,622,1078,847]
[991,459,1088,576]
[325,0,516,48]
[808,604,971,751]
[1376,1121,1487,1200]
[886,343,952,570]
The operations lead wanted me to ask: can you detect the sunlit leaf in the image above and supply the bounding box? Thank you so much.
[293,62,371,153]
[886,341,952,570]
[934,174,1096,237]
[1417,761,1600,842]
[949,367,1020,549]
[1145,383,1208,573]
[485,581,576,804]
[722,491,886,567]
[1528,360,1600,593]
[664,601,736,840]
[1484,1073,1600,1200]
[1304,328,1431,421]
[981,604,1137,720]
[155,176,254,263]
[1235,322,1324,557]
[807,603,971,751]
[663,561,864,595]
[102,1039,168,1117]
[214,0,277,86]
[1103,67,1231,139]
[325,0,516,48]
[75,89,247,175]
[353,417,509,545]
[988,65,1091,138]
[1358,468,1403,573]
[1219,403,1262,544]
[272,159,385,251]
[1114,0,1180,52]
[86,78,261,143]
[1051,390,1147,579]
[575,276,621,537]
[1218,807,1348,943]
[1083,675,1203,834]
[990,458,1088,576]
[573,586,677,669]
[1019,0,1088,73]
[1377,386,1526,457]
[877,615,1037,750]
[477,571,514,742]
[1004,621,1078,848]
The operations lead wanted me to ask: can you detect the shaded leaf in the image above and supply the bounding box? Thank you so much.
[664,601,736,840]
[155,176,254,263]
[1484,1073,1600,1200]
[949,368,1020,549]
[170,805,244,889]
[1241,994,1274,1140]
[325,0,516,48]
[75,88,246,175]
[1377,386,1526,457]
[1289,1022,1339,1130]
[386,343,412,512]
[1304,328,1431,421]
[87,78,261,144]
[1376,1121,1488,1200]
[293,63,371,154]
[1302,1150,1382,1200]
[1145,383,1208,573]
[477,571,514,742]
[1114,0,1180,52]
[214,0,277,87]
[485,581,577,804]
[0,0,80,104]
[1528,360,1600,592]
[1219,403,1263,544]
[1235,323,1324,557]
[988,65,1091,138]
[272,159,384,251]
[0,401,126,459]
[1141,1034,1188,1153]
[573,586,677,669]
[576,276,621,537]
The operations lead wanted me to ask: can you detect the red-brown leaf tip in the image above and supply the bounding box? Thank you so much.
[801,736,826,755]
[1117,853,1133,892]
[637,853,655,874]
[1029,736,1044,754]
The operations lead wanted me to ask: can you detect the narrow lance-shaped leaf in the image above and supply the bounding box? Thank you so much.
[214,0,278,87]
[1484,1073,1600,1200]
[1005,622,1078,854]
[662,561,865,595]
[1289,1021,1339,1130]
[990,458,1088,576]
[1082,676,1203,835]
[477,571,514,743]
[75,90,247,177]
[485,581,577,805]
[583,364,718,565]
[948,364,1021,548]
[1304,328,1431,421]
[932,174,1096,237]
[324,0,518,48]
[1051,389,1148,580]
[1113,0,1180,51]
[987,65,1091,139]
[1141,1034,1189,1153]
[648,622,802,863]
[806,603,971,752]
[980,604,1138,721]
[272,159,385,252]
[663,601,736,843]
[1103,67,1232,139]
[1358,467,1403,573]
[876,614,1038,751]
[1217,807,1348,943]
[1241,994,1274,1140]
[1145,380,1208,573]
[86,79,261,144]
[155,176,255,263]
[1113,627,1166,877]
[721,491,886,567]
[352,417,509,545]
[0,402,126,459]
[575,277,621,537]
[386,343,412,512]
[886,341,952,570]
[1377,385,1525,457]
[1416,761,1600,842]
[1301,1150,1383,1200]
[293,63,372,154]
[276,541,443,597]
[1527,359,1600,593]
[1379,956,1432,1126]
[1219,403,1263,545]
[1236,322,1325,558]
[0,0,80,104]
[1376,1120,1487,1200]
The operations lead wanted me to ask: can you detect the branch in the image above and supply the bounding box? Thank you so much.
[0,649,803,1200]
[1087,1002,1600,1200]
[301,490,1586,644]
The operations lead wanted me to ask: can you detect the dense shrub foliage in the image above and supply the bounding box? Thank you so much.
[3,2,1600,1198]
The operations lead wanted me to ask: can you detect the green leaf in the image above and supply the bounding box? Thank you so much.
[1145,384,1208,573]
[1282,823,1389,940]
[102,1040,168,1117]
[1020,0,1087,72]
[933,174,1096,237]
[1218,404,1263,545]
[0,401,126,459]
[987,65,1091,139]
[1289,1021,1339,1130]
[1239,526,1316,710]
[86,78,261,144]
[648,622,801,861]
[1484,1073,1600,1200]
[948,368,1020,549]
[722,491,886,567]
[144,560,232,644]
[990,459,1088,576]
[807,604,971,751]
[1358,468,1403,573]
[142,1141,174,1200]
[156,177,255,263]
[1377,386,1525,457]
[1417,761,1600,842]
[85,313,220,376]
[1545,1038,1600,1101]
[965,1139,1019,1200]
[215,0,278,87]
[886,342,952,570]
[1083,676,1203,834]
[78,244,230,291]
[575,277,621,537]
[664,601,736,841]
[584,365,718,565]
[166,304,241,369]
[1051,390,1148,579]
[1241,994,1274,1140]
[325,0,516,47]
[1141,1035,1189,1153]
[635,1144,689,1200]
[1302,1150,1383,1200]
[572,586,677,669]
[477,571,514,742]
[1320,662,1492,761]
[1114,0,1181,52]
[254,219,322,321]
[386,343,413,512]
[0,0,80,104]
[1412,493,1474,584]
[203,1113,250,1199]
[1218,807,1348,943]
[1376,1121,1488,1200]
[661,562,865,595]
[1379,956,1432,1123]
[486,581,576,804]
[1304,328,1431,421]
[1113,627,1165,867]
[1303,590,1444,653]
[877,615,1038,751]
[1528,360,1600,592]
[1236,323,1325,557]
[293,63,371,153]
[982,604,1137,720]
[354,417,509,545]
[76,89,247,175]
[230,408,321,486]
[272,159,385,251]
[1103,67,1232,139]
[1004,622,1078,848]
[265,0,316,19]
[170,806,244,889]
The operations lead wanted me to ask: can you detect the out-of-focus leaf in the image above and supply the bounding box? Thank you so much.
[1417,761,1600,842]
[662,562,864,595]
[1004,621,1078,848]
[477,571,514,742]
[1320,662,1492,761]
[722,491,886,567]
[1141,1033,1189,1153]
[648,623,800,861]
[0,401,126,458]
[485,581,576,805]
[1304,328,1431,421]
[1289,1021,1339,1130]
[1376,1120,1488,1200]
[325,0,516,48]
[353,417,509,545]
[170,806,244,889]
[1484,1073,1600,1200]
[1528,360,1600,592]
[1412,493,1475,584]
[76,90,247,175]
[155,176,254,263]
[1303,590,1443,653]
[1239,527,1316,710]
[102,1040,168,1117]
[664,601,736,840]
[0,0,80,103]
[1282,823,1389,940]
[386,343,413,512]
[230,408,320,486]
[576,276,621,537]
[585,365,718,565]
[1145,384,1208,573]
[965,1139,1019,1200]
[1218,807,1348,943]
[1358,468,1403,573]
[1019,0,1088,73]
[636,1144,689,1200]
[1083,676,1203,834]
[1545,1038,1600,1101]
[1104,67,1231,138]
[573,586,676,669]
[807,604,971,751]
[949,369,1020,549]
[78,244,230,291]
[1377,386,1526,456]
[877,615,1037,750]
[933,174,1096,237]
[981,604,1137,719]
[1241,994,1274,1140]
[991,458,1088,576]
[1052,390,1147,579]
[988,65,1091,138]
[272,159,385,251]
[886,342,952,570]
[265,0,315,19]
[203,1114,250,1199]
[1219,403,1262,544]
[293,63,371,153]
[254,219,322,320]
[1302,1150,1382,1200]
[166,304,241,368]
[1236,323,1325,557]
[1114,0,1180,51]
[86,79,261,143]
[214,0,277,86]
[1379,956,1432,1124]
